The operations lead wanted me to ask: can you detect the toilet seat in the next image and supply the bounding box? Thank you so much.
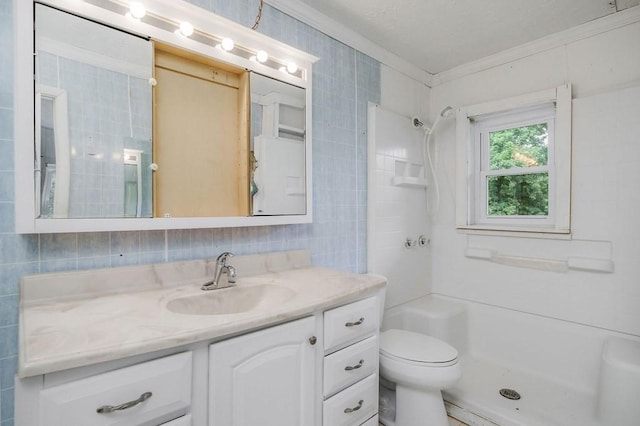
[380,329,458,366]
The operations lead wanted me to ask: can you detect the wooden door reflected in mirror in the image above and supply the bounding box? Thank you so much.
[153,45,250,217]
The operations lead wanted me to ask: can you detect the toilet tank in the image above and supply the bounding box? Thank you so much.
[382,295,468,355]
[596,336,640,426]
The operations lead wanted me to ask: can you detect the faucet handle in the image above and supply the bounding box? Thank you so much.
[216,251,234,266]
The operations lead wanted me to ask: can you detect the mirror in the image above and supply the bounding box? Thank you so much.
[35,4,153,218]
[250,73,306,215]
[18,0,315,233]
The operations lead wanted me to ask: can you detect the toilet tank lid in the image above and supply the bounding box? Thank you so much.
[380,329,458,363]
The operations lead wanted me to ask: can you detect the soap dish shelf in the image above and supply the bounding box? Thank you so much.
[392,176,428,188]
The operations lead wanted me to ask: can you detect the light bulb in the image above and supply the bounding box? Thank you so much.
[256,50,268,63]
[286,62,298,74]
[220,37,234,51]
[129,2,146,19]
[179,22,194,37]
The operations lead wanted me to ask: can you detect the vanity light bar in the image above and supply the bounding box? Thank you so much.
[83,0,303,77]
[178,21,194,37]
[255,50,269,63]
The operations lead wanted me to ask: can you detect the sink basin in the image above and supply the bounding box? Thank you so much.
[166,284,297,315]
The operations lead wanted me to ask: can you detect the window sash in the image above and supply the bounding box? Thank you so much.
[483,172,551,219]
[474,108,556,226]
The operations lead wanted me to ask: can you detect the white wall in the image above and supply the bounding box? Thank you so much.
[429,17,640,336]
[381,65,430,119]
[368,65,433,308]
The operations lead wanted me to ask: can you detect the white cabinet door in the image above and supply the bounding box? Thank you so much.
[209,316,318,426]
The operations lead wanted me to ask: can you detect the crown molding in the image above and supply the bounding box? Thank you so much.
[265,0,433,87]
[432,5,640,86]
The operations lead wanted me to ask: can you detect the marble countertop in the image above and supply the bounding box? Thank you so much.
[19,250,386,377]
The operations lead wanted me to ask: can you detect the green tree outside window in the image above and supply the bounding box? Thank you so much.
[487,123,549,216]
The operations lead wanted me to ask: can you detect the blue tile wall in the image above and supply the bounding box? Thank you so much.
[0,0,380,423]
[38,53,153,219]
[0,0,17,410]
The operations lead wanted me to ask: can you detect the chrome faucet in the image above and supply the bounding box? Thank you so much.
[202,252,237,291]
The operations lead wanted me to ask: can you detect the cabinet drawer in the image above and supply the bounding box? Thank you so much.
[324,297,379,351]
[360,414,379,426]
[323,373,378,426]
[40,352,192,426]
[163,414,192,426]
[324,335,378,398]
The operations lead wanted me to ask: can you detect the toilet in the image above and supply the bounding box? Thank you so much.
[379,329,461,426]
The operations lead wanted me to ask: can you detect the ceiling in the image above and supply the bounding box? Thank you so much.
[294,0,640,75]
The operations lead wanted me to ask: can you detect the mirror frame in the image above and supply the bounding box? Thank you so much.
[15,0,317,233]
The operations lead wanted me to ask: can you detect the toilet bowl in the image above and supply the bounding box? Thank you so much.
[379,329,461,426]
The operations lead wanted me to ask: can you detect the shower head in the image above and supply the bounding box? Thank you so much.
[440,106,454,118]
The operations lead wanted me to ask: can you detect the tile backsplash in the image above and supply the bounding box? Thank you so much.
[0,0,381,424]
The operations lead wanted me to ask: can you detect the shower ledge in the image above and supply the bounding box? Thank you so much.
[392,176,428,188]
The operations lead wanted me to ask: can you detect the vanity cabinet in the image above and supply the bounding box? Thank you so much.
[208,316,319,426]
[322,296,380,426]
[17,297,384,426]
[16,251,387,425]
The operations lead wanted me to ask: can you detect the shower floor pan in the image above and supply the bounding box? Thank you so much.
[444,355,599,426]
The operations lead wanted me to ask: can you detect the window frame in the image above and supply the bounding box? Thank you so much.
[456,84,572,236]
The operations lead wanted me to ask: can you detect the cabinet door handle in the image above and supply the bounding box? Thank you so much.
[344,399,364,413]
[308,336,317,345]
[345,317,364,327]
[96,391,152,414]
[344,359,364,371]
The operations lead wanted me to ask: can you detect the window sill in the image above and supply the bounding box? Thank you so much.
[457,226,572,240]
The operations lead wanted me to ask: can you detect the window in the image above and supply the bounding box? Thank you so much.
[456,84,572,235]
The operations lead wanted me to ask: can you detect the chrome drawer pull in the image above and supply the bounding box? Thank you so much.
[96,391,152,414]
[344,359,364,371]
[345,317,364,327]
[344,399,364,414]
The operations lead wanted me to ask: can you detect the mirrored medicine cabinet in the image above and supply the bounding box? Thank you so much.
[14,0,317,233]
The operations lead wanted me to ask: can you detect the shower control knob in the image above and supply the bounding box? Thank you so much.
[405,238,416,249]
[308,336,317,345]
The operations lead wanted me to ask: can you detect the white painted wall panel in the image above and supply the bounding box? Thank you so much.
[367,104,432,308]
[380,64,429,119]
[567,23,640,96]
[430,21,640,336]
